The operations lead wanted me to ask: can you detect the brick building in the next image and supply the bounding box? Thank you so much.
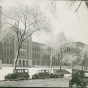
[31,41,60,67]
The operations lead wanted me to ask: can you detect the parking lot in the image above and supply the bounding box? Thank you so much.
[0,77,71,87]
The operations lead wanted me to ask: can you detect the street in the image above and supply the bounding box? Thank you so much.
[0,77,71,87]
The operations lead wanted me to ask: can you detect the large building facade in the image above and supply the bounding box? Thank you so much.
[0,38,60,67]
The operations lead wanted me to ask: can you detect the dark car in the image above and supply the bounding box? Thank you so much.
[52,69,64,78]
[32,69,50,79]
[5,69,30,81]
[69,69,88,88]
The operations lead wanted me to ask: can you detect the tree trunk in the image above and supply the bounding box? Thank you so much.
[82,61,84,70]
[49,50,52,73]
[60,64,61,71]
[71,60,73,69]
[82,65,83,70]
[60,49,62,71]
[14,46,20,70]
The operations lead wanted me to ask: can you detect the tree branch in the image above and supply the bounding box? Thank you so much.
[75,0,83,12]
[1,13,18,22]
[68,0,76,9]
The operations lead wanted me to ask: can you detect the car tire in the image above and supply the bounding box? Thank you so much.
[81,82,86,88]
[69,81,73,88]
[54,75,56,78]
[61,74,64,78]
[47,75,50,79]
[5,78,7,81]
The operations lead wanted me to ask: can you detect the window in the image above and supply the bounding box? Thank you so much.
[37,61,38,65]
[58,61,59,65]
[10,41,12,47]
[24,51,26,56]
[7,58,9,64]
[38,61,40,65]
[19,51,21,56]
[32,48,34,51]
[35,47,36,51]
[26,60,28,66]
[35,54,36,58]
[42,61,45,66]
[37,47,38,51]
[47,61,49,66]
[10,58,13,64]
[32,53,34,58]
[39,47,40,51]
[2,58,4,64]
[23,60,25,66]
[19,60,21,66]
[23,51,24,56]
[7,40,9,46]
[39,54,40,59]
[52,62,54,66]
[4,40,6,46]
[37,54,38,58]
[9,58,11,64]
[4,49,6,55]
[7,49,9,55]
[32,60,35,65]
[20,51,22,56]
[1,49,3,54]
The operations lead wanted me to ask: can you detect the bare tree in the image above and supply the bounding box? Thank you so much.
[0,3,51,69]
[41,35,56,73]
[42,32,76,71]
[53,32,77,70]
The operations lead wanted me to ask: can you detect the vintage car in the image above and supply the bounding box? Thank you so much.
[69,69,88,88]
[52,69,64,78]
[4,69,30,81]
[32,69,64,79]
[32,69,50,79]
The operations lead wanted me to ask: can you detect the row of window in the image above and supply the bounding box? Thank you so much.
[32,46,40,52]
[52,61,59,66]
[64,47,71,53]
[2,58,13,64]
[32,53,40,59]
[3,40,13,47]
[18,60,28,66]
[1,48,13,55]
[32,60,49,66]
[19,50,28,57]
[42,55,50,59]
[21,43,27,49]
[32,60,60,66]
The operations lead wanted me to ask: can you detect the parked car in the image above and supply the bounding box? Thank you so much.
[69,69,88,88]
[52,69,64,78]
[5,69,30,81]
[32,69,50,79]
[32,69,64,79]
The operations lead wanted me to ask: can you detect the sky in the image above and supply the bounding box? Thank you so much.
[0,0,88,44]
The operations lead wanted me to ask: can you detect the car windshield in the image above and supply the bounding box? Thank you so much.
[84,71,88,77]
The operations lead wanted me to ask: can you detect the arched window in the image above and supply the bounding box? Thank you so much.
[32,60,35,65]
[19,60,21,66]
[26,60,28,66]
[23,60,25,66]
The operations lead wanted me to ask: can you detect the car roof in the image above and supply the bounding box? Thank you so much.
[14,69,28,70]
[38,69,49,71]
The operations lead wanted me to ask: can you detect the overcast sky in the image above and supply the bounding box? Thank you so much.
[0,0,88,44]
